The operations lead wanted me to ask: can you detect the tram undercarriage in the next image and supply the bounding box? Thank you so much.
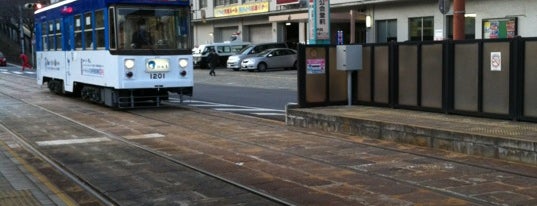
[45,79,192,108]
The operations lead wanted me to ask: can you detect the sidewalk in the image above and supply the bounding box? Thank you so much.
[286,105,537,165]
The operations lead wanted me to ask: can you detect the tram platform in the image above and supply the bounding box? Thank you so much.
[286,104,537,165]
[0,141,65,206]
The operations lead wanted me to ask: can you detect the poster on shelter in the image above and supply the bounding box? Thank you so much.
[483,18,517,39]
[306,59,325,74]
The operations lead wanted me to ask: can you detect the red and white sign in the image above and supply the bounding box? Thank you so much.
[276,0,300,5]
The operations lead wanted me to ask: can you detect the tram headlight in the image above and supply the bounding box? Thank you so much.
[179,58,188,68]
[124,59,135,70]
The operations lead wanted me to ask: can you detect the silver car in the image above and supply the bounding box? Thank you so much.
[240,48,297,72]
[227,42,288,71]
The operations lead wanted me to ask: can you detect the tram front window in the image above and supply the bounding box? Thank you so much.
[115,7,190,50]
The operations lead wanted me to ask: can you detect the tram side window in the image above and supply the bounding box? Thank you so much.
[109,8,116,49]
[84,12,93,50]
[75,15,83,50]
[41,22,48,51]
[55,20,62,50]
[95,10,105,49]
[48,21,54,51]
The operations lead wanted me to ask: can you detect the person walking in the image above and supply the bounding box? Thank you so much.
[19,53,32,71]
[208,49,218,76]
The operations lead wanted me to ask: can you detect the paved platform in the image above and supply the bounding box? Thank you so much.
[286,105,537,165]
[0,141,66,206]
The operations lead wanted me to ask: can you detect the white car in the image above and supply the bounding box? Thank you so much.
[240,48,297,72]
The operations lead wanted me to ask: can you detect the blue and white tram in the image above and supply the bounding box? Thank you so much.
[34,0,193,108]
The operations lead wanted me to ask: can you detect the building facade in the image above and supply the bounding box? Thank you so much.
[191,0,537,46]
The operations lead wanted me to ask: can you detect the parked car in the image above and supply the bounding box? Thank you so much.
[227,42,288,71]
[240,48,297,72]
[0,52,6,66]
[192,42,250,68]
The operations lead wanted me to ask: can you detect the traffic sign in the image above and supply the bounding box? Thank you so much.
[439,0,451,14]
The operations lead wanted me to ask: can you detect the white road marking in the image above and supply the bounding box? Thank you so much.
[252,113,285,116]
[123,133,165,140]
[188,104,238,107]
[169,98,286,116]
[214,108,282,112]
[36,137,110,146]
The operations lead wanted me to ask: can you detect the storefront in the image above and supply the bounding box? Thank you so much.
[190,0,537,46]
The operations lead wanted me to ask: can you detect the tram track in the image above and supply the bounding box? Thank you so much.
[0,92,292,204]
[130,104,537,206]
[1,73,536,205]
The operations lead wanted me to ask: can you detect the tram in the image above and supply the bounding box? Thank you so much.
[34,0,193,108]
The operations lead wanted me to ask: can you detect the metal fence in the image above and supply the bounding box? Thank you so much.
[297,37,537,122]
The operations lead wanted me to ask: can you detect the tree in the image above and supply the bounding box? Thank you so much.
[0,0,49,53]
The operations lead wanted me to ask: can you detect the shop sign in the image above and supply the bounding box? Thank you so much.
[277,0,300,5]
[214,2,269,17]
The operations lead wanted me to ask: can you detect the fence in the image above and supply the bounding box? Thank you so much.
[297,37,537,122]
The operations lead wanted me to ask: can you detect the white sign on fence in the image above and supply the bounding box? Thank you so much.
[491,52,502,71]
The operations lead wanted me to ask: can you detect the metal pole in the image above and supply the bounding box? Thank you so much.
[347,71,352,106]
[453,0,465,40]
[19,5,25,53]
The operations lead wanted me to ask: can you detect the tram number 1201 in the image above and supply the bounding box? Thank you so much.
[150,73,165,79]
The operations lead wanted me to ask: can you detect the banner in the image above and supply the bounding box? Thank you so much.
[277,0,300,5]
[214,2,269,17]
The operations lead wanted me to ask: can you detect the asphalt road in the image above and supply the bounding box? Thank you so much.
[177,68,298,121]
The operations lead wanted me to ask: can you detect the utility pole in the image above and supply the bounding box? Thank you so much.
[453,0,465,40]
[19,5,25,53]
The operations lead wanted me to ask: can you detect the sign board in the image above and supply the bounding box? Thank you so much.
[491,52,501,71]
[438,0,451,14]
[483,17,517,39]
[277,0,300,5]
[214,2,268,17]
[308,0,330,44]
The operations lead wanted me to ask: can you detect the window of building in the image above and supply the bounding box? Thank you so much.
[408,16,433,41]
[199,0,207,8]
[84,12,93,50]
[55,19,62,50]
[75,15,83,50]
[95,10,105,49]
[376,19,397,43]
[215,0,238,7]
[446,15,476,40]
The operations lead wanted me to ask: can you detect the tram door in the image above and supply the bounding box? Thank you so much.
[63,17,73,90]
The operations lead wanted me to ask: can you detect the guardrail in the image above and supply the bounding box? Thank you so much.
[297,37,537,122]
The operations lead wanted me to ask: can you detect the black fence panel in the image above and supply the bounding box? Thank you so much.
[296,37,535,122]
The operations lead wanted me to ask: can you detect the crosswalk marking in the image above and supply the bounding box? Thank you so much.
[0,69,36,75]
[214,108,281,112]
[252,113,286,116]
[169,98,286,117]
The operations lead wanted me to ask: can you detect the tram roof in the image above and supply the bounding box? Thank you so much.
[35,0,189,17]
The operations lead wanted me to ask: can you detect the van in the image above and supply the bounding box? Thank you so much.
[226,42,288,71]
[193,42,250,68]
